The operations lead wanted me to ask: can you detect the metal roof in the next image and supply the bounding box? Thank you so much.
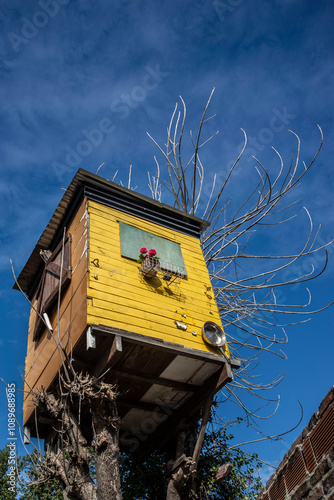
[14,168,210,297]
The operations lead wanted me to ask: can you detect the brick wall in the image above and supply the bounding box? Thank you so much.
[257,386,334,500]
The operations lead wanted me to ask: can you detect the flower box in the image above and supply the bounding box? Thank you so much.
[140,256,161,278]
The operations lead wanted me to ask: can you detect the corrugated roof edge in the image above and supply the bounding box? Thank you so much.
[13,168,210,296]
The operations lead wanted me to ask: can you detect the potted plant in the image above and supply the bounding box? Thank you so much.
[138,247,161,278]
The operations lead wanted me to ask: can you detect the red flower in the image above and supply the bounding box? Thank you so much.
[140,247,148,254]
[148,248,157,257]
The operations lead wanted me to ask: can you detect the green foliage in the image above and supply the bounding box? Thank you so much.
[18,479,63,500]
[0,447,16,500]
[17,451,63,500]
[0,416,262,500]
[196,424,263,499]
[119,420,262,500]
[0,447,63,500]
[120,449,167,500]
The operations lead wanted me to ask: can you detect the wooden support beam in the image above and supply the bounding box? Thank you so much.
[230,358,241,370]
[183,396,214,498]
[92,335,123,377]
[134,363,233,461]
[110,367,199,393]
[166,397,214,500]
[191,396,213,467]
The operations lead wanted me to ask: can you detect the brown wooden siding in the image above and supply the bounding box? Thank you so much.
[23,199,88,426]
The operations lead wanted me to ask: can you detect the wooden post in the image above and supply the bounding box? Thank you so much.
[191,396,213,467]
[184,396,213,499]
[166,396,214,500]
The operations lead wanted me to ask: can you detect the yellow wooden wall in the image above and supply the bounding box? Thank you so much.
[23,199,88,425]
[87,200,228,356]
[22,196,229,426]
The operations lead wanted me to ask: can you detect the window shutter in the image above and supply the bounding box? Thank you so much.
[33,234,72,341]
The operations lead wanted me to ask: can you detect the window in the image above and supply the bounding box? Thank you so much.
[119,222,187,276]
[33,233,72,341]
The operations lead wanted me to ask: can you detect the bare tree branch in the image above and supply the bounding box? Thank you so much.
[147,91,332,423]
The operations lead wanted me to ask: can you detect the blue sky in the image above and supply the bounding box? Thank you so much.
[0,0,333,485]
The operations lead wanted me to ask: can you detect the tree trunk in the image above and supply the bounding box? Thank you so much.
[35,378,122,500]
[92,397,122,500]
[40,390,97,500]
[166,456,193,500]
[62,489,87,500]
[166,414,199,500]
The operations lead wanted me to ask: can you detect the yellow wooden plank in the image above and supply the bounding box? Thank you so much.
[87,273,215,309]
[87,206,206,257]
[87,282,221,325]
[88,208,204,255]
[86,267,221,324]
[88,238,210,284]
[87,251,212,294]
[86,199,229,358]
[89,201,177,235]
[89,210,176,241]
[88,201,204,251]
[86,300,228,356]
[86,264,219,312]
[88,294,219,336]
[86,309,218,353]
[88,229,207,274]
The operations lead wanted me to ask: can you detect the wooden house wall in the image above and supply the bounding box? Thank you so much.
[23,199,88,425]
[87,200,228,356]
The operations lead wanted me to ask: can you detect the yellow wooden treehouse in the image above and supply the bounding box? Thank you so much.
[16,168,239,456]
